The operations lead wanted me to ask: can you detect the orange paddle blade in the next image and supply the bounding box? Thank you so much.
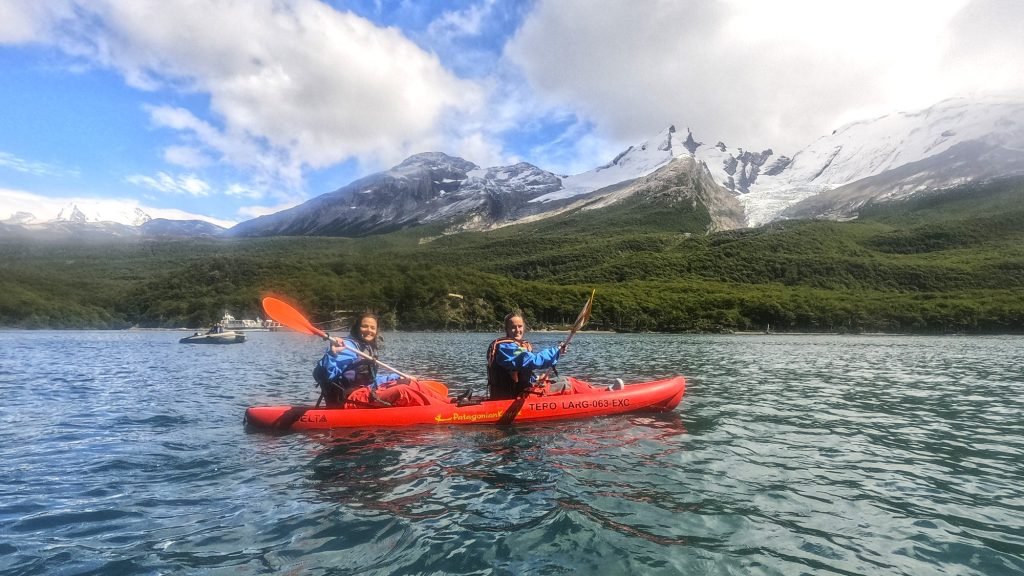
[262,297,327,339]
[416,380,449,398]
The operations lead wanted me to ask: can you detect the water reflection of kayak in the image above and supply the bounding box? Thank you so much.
[244,376,685,430]
[178,331,246,344]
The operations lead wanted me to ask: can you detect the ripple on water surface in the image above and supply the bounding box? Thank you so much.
[0,331,1022,575]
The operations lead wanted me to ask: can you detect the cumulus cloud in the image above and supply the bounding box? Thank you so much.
[941,0,1024,96]
[4,0,1022,222]
[126,172,211,196]
[504,0,1022,156]
[163,146,212,169]
[0,2,73,43]
[3,0,489,183]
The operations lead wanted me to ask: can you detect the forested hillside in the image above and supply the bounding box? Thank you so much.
[2,178,1022,333]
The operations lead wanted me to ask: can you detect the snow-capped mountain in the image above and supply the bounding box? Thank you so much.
[7,96,1021,241]
[4,211,37,225]
[530,123,782,206]
[534,95,1024,227]
[779,139,1024,221]
[229,152,567,237]
[1,202,150,238]
[53,202,153,226]
[737,96,1024,225]
[3,202,154,227]
[227,95,1024,238]
[228,124,731,237]
[0,202,229,239]
[532,126,684,203]
[574,153,745,232]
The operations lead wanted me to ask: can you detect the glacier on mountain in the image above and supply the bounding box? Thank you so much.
[532,95,1024,227]
[7,96,1022,239]
[51,202,153,226]
[738,96,1024,225]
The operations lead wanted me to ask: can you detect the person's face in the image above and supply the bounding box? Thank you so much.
[359,317,378,342]
[505,316,525,339]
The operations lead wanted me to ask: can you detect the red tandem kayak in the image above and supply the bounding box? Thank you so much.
[244,376,686,430]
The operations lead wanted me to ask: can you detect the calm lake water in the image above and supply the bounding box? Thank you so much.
[1,330,1021,575]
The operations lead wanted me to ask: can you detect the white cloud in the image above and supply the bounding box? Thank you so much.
[6,0,1022,221]
[163,145,211,169]
[504,0,1022,155]
[0,150,78,178]
[451,131,508,169]
[428,0,496,39]
[126,172,211,196]
[144,104,294,186]
[5,0,490,186]
[941,0,1024,97]
[0,1,73,43]
[224,183,264,200]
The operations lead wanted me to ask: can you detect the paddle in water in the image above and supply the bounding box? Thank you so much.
[261,296,447,396]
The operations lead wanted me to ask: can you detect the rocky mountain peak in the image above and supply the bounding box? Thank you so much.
[4,211,36,225]
[57,204,89,224]
[396,152,478,172]
[198,96,1024,239]
[683,129,701,155]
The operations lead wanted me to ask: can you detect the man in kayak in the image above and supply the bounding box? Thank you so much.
[314,311,444,408]
[486,312,566,400]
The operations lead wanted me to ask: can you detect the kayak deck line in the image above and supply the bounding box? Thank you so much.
[244,376,686,430]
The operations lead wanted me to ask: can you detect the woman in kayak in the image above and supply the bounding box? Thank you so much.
[486,311,566,400]
[314,311,443,408]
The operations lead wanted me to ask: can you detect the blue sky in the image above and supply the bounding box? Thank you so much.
[1,0,1022,227]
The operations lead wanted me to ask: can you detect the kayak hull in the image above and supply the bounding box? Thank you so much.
[179,331,246,344]
[244,376,685,430]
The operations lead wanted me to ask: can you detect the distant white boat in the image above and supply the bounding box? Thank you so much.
[220,312,279,331]
[180,330,246,344]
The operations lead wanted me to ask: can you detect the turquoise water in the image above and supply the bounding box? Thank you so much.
[1,330,1021,575]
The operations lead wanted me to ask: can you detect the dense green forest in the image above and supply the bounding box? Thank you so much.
[2,178,1022,333]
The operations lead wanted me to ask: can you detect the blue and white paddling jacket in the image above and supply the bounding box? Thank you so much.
[486,338,560,400]
[318,337,398,390]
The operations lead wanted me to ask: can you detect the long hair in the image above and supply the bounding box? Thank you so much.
[349,311,383,350]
